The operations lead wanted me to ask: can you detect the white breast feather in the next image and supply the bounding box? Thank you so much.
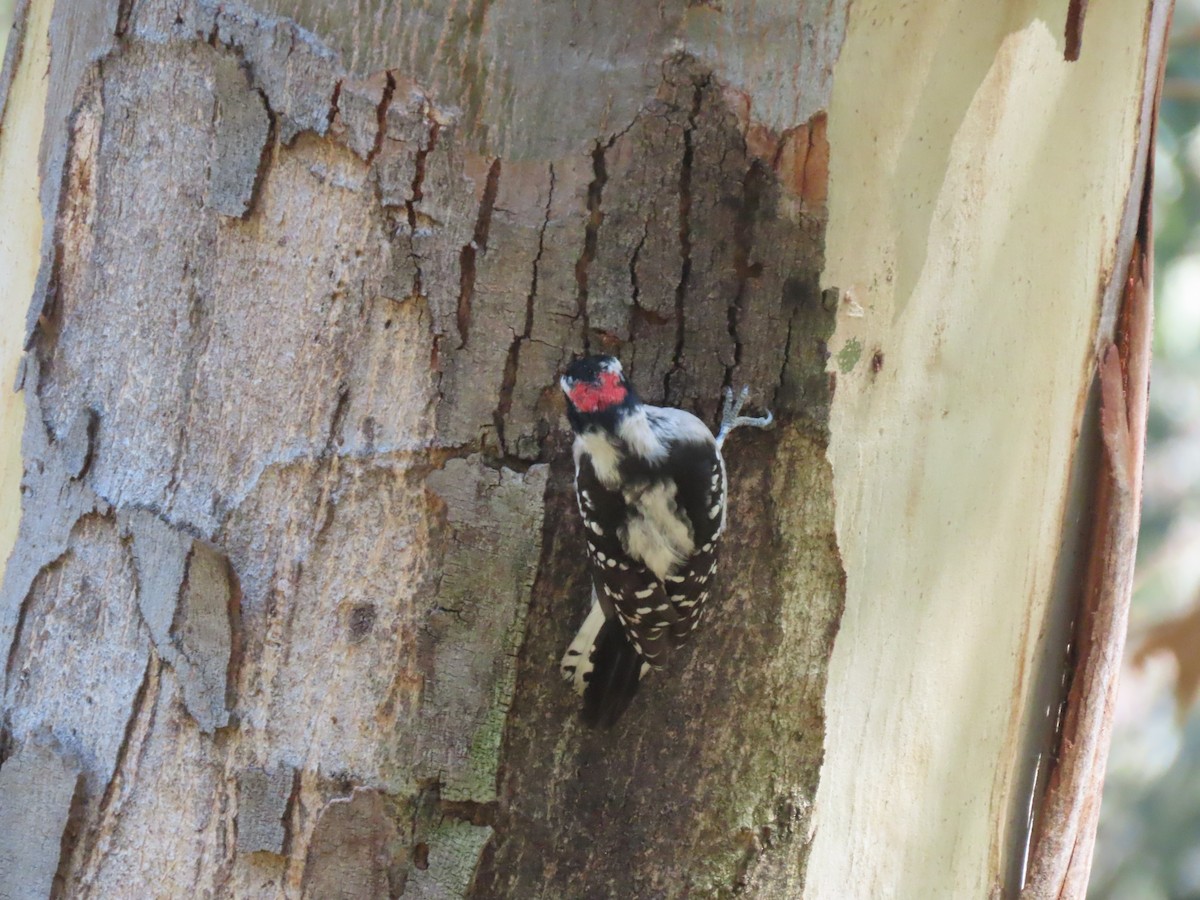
[574,402,717,579]
[623,481,694,580]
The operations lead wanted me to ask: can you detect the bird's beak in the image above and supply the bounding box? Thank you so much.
[560,375,574,395]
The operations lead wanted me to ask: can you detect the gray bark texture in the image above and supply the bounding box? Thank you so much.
[0,0,846,897]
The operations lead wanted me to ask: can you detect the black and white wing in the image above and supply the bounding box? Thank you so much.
[567,435,725,726]
[574,456,681,667]
[653,433,725,642]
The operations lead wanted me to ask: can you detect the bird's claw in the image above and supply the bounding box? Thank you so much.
[716,385,773,447]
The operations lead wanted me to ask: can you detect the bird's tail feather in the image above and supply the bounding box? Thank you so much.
[581,618,644,728]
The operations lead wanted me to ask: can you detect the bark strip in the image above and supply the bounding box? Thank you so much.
[1021,159,1155,900]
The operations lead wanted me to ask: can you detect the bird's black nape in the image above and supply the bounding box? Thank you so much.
[581,617,643,728]
[562,354,618,384]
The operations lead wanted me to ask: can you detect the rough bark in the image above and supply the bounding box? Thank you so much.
[1,1,843,897]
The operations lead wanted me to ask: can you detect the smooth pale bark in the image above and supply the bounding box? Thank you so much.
[0,0,1161,898]
[810,3,1163,898]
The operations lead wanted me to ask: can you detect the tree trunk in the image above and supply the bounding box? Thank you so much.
[0,1,1166,898]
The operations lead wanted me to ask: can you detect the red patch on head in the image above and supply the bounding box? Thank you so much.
[569,371,627,413]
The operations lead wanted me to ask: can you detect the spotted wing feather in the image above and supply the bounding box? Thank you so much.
[576,439,725,663]
[576,459,679,667]
[655,439,724,640]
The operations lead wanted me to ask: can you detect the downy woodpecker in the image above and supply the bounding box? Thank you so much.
[559,355,772,726]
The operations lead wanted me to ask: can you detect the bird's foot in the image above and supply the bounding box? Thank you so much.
[716,385,773,447]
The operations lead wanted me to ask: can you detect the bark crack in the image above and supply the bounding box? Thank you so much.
[726,161,765,389]
[666,76,705,399]
[50,771,86,900]
[406,119,440,299]
[4,546,73,684]
[36,58,111,345]
[322,383,351,458]
[280,768,311,890]
[326,80,342,131]
[280,767,303,858]
[495,164,554,454]
[574,141,609,351]
[222,557,244,717]
[457,158,502,350]
[74,654,163,885]
[775,313,796,411]
[245,87,277,218]
[364,71,396,166]
[629,223,649,313]
[114,0,134,38]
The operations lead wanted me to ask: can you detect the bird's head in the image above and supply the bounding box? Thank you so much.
[560,355,637,430]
